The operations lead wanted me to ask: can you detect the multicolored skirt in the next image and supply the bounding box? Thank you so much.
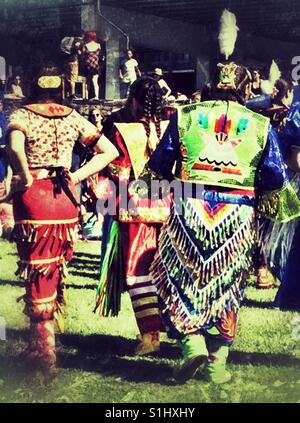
[150,197,255,338]
[12,177,79,329]
[95,216,164,334]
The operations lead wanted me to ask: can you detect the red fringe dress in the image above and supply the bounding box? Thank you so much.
[7,103,101,369]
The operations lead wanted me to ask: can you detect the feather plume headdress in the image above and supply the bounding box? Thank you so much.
[261,60,281,95]
[218,9,239,60]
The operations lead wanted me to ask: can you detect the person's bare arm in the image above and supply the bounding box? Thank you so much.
[136,66,141,78]
[164,82,172,99]
[70,134,119,184]
[7,130,33,191]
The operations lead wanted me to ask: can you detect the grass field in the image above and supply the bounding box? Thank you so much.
[0,238,300,403]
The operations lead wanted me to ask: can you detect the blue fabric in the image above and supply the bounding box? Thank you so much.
[292,86,300,104]
[246,94,272,111]
[148,112,179,180]
[259,126,288,192]
[274,220,300,310]
[270,103,300,310]
[0,152,6,182]
[282,102,300,150]
[0,112,7,145]
[202,190,255,207]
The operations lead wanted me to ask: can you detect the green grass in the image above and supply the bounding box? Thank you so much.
[0,239,300,403]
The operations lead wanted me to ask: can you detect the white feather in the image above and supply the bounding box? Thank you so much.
[260,80,273,95]
[269,60,281,85]
[218,9,239,60]
[261,60,281,95]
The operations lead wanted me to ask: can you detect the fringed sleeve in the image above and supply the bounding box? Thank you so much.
[258,125,300,222]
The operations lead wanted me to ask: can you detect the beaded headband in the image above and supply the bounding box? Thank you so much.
[37,76,61,89]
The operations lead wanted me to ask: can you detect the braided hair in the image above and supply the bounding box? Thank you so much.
[128,77,162,153]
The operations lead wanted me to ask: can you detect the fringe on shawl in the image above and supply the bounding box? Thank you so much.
[150,201,254,334]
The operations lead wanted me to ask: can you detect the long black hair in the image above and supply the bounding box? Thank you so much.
[127,77,162,142]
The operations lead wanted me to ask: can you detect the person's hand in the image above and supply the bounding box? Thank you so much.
[10,174,33,193]
[0,174,33,202]
[69,171,81,185]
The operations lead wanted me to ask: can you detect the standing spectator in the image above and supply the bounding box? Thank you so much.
[119,49,141,99]
[61,34,83,99]
[82,31,101,100]
[153,68,172,100]
[10,75,25,99]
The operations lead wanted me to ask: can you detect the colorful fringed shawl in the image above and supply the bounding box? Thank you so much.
[151,198,254,337]
[148,101,300,337]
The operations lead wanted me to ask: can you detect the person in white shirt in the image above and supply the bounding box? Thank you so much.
[153,68,172,100]
[119,49,141,98]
